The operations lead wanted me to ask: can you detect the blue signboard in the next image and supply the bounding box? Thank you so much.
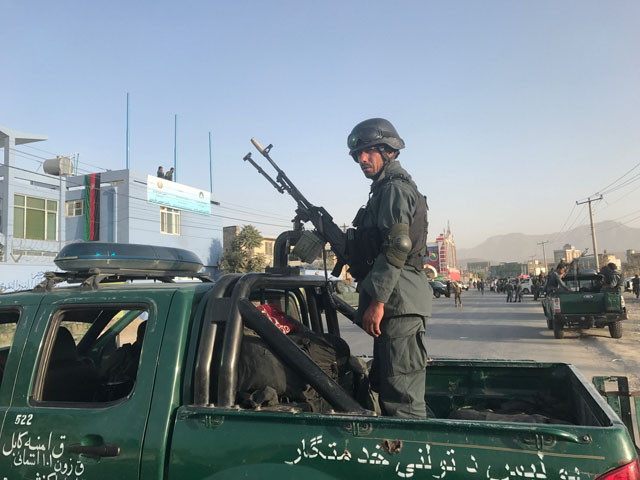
[147,175,210,215]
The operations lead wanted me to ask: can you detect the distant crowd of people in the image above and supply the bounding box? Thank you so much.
[436,264,640,310]
[157,166,175,181]
[465,260,640,302]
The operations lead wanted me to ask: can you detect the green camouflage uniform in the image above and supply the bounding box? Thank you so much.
[355,160,432,418]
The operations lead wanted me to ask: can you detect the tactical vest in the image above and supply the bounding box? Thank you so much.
[348,172,428,282]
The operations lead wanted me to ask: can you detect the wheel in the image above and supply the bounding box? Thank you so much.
[522,288,530,294]
[434,291,440,298]
[553,318,564,339]
[609,321,623,339]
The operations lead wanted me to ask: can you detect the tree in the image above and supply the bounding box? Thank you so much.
[220,225,267,273]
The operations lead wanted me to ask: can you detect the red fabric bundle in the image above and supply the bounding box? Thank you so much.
[256,304,300,335]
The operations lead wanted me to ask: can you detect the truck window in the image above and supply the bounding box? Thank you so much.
[231,288,364,414]
[34,306,148,405]
[249,289,306,325]
[0,309,20,388]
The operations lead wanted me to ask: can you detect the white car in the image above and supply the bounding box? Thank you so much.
[624,277,635,292]
[517,278,534,294]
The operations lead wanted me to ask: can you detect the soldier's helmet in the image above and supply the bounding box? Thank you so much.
[347,118,405,160]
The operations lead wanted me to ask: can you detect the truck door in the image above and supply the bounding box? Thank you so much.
[167,285,389,479]
[0,297,42,436]
[0,290,173,480]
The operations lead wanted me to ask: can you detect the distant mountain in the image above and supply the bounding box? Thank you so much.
[457,221,639,266]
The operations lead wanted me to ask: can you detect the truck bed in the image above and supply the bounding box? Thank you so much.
[170,358,637,479]
[426,359,613,427]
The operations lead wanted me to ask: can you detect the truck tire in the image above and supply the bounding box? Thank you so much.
[553,318,564,339]
[434,291,440,298]
[608,321,623,339]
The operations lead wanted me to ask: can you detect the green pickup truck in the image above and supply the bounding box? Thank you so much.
[0,243,638,479]
[542,272,627,339]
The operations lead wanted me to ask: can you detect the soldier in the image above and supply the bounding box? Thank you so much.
[515,279,523,302]
[632,274,640,299]
[546,263,570,293]
[157,166,164,178]
[165,167,175,181]
[505,281,514,302]
[600,263,622,293]
[453,281,463,308]
[348,118,430,418]
[532,277,540,300]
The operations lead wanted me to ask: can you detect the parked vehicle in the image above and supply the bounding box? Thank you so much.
[429,280,449,298]
[0,242,637,479]
[624,277,634,292]
[518,278,534,294]
[542,272,627,339]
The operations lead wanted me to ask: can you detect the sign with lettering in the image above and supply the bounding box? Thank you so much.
[146,175,210,216]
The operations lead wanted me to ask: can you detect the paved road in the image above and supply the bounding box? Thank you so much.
[340,289,640,389]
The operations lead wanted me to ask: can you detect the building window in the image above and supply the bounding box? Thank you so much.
[160,207,180,235]
[13,194,58,241]
[66,200,83,217]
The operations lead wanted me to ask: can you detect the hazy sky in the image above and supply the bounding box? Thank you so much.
[2,0,639,250]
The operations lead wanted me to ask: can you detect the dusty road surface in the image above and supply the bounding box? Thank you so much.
[340,289,640,389]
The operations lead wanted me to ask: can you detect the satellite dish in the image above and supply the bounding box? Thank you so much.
[43,156,73,176]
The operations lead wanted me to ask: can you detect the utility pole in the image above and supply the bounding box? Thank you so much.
[537,241,548,274]
[209,131,213,193]
[126,92,130,169]
[173,114,178,182]
[576,195,602,271]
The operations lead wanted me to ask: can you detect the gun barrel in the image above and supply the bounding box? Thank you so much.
[243,152,284,193]
[250,137,265,154]
[242,138,350,267]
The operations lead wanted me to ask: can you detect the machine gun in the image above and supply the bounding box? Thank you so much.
[243,139,349,276]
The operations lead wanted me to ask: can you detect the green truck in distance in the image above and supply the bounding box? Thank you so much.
[0,243,638,479]
[542,272,628,339]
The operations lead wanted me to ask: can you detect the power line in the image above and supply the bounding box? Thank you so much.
[11,147,107,173]
[219,199,295,220]
[21,144,59,156]
[600,182,640,211]
[10,150,95,175]
[600,173,640,196]
[594,160,640,196]
[2,158,292,230]
[11,147,296,223]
